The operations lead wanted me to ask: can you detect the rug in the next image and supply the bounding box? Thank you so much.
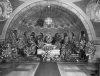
[34,62,61,76]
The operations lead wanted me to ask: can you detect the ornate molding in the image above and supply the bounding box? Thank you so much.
[0,0,12,21]
[86,0,100,22]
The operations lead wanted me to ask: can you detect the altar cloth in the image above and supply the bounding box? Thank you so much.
[37,49,60,55]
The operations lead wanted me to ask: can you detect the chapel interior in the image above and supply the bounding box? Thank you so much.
[0,0,100,76]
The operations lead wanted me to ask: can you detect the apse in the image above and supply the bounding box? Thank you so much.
[5,3,88,42]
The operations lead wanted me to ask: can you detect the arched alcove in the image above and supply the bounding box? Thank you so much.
[0,0,96,41]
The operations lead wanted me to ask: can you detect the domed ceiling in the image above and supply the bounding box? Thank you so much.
[6,3,87,40]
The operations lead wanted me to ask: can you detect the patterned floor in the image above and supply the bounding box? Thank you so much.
[57,62,97,76]
[0,62,39,76]
[0,61,97,76]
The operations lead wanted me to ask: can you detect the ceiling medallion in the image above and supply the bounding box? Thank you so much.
[0,0,12,21]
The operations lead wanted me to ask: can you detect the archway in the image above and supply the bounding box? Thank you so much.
[0,0,96,41]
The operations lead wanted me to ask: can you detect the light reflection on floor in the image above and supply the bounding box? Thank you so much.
[0,62,97,76]
[63,66,80,70]
[16,65,33,69]
[0,62,39,76]
[57,62,97,76]
[6,71,29,76]
[85,66,96,70]
[75,72,88,76]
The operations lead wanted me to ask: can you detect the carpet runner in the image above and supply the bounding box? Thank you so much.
[34,62,61,76]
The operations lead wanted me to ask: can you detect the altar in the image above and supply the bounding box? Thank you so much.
[37,43,60,61]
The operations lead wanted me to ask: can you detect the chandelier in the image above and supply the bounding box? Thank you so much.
[45,17,52,25]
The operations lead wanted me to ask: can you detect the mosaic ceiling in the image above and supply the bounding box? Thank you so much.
[9,4,84,29]
[6,2,86,39]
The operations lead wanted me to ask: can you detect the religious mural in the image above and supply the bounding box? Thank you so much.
[0,0,97,62]
[3,1,89,47]
[86,0,100,22]
[0,0,12,21]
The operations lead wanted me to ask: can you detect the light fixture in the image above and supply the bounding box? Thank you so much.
[48,5,50,8]
[45,17,52,25]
